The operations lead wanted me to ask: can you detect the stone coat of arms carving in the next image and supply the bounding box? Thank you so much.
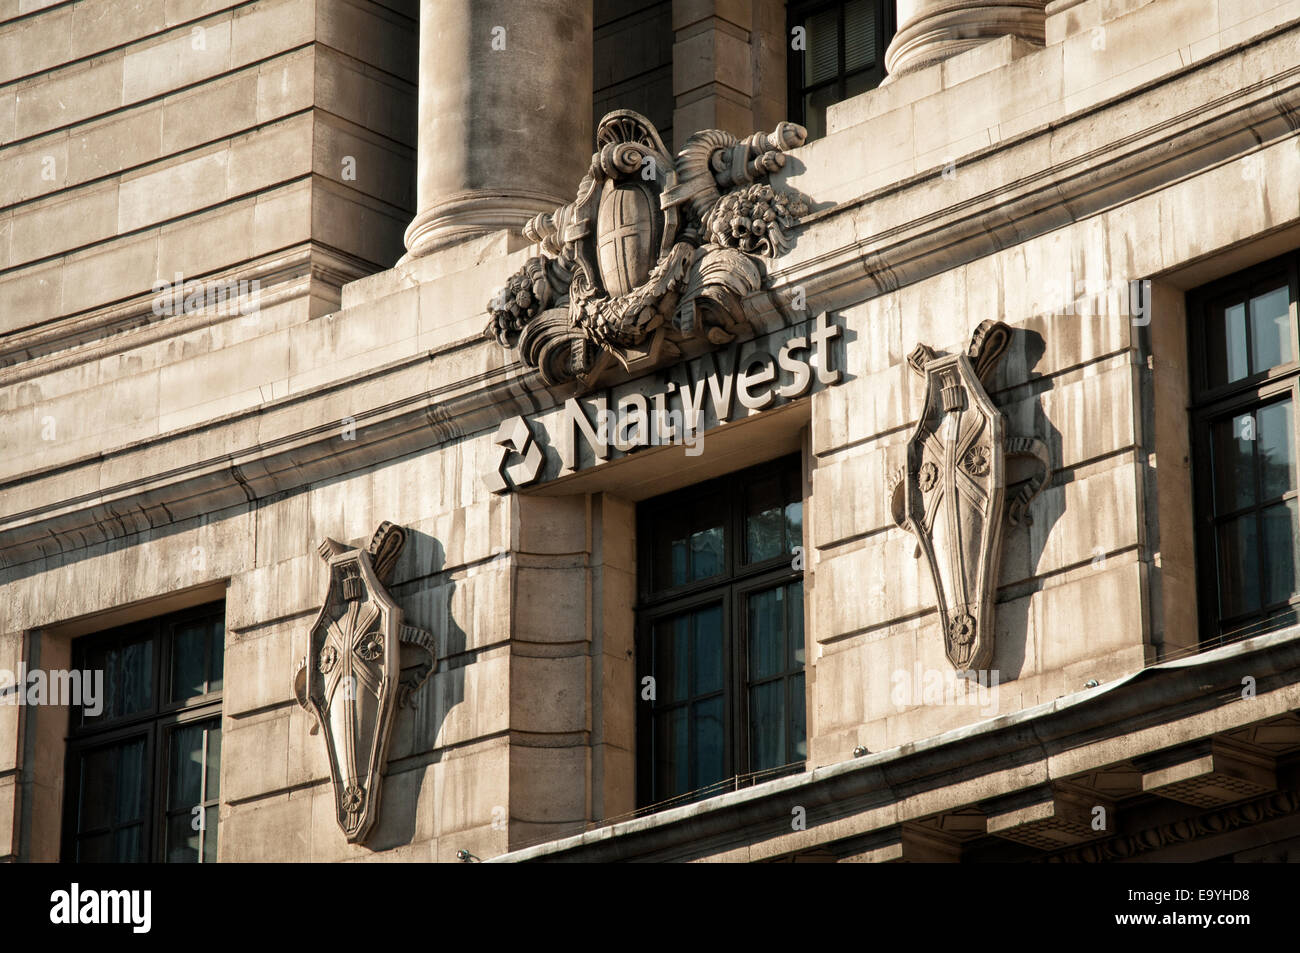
[889,321,1050,670]
[485,109,811,389]
[294,522,436,844]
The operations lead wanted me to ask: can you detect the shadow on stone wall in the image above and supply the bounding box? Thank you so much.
[994,328,1064,683]
[363,531,470,852]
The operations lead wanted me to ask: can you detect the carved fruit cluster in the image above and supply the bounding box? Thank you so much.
[486,257,553,345]
[705,183,809,257]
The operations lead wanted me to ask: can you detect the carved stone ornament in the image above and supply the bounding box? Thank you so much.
[889,321,1051,671]
[293,522,436,844]
[485,109,811,389]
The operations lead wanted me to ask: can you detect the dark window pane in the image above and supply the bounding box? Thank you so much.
[1217,515,1260,619]
[748,586,785,680]
[172,620,208,701]
[203,806,218,863]
[208,620,224,693]
[76,832,111,863]
[1212,412,1258,514]
[692,696,725,790]
[787,582,806,667]
[205,724,222,802]
[844,70,877,99]
[654,706,688,800]
[844,0,876,71]
[1207,301,1249,387]
[1257,399,1296,500]
[802,84,838,143]
[670,539,687,587]
[654,615,689,703]
[791,672,807,761]
[1261,500,1300,607]
[1250,285,1292,373]
[78,737,146,833]
[749,681,786,772]
[692,605,724,695]
[113,825,143,863]
[168,722,207,811]
[84,637,153,723]
[689,526,724,580]
[786,500,803,554]
[746,475,787,562]
[803,9,839,85]
[166,811,200,863]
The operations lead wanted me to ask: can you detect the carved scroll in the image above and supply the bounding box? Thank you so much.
[294,522,436,844]
[889,321,1050,670]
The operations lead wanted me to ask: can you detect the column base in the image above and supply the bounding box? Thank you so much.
[403,187,568,259]
[885,1,1047,79]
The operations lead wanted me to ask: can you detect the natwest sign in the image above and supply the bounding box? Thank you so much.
[485,312,844,493]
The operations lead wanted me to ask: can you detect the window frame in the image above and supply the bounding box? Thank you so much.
[786,0,897,140]
[635,455,807,810]
[1188,252,1300,647]
[61,601,225,863]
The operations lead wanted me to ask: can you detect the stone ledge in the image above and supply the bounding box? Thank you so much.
[489,625,1300,862]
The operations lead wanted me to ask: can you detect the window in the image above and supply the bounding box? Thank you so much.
[636,455,806,809]
[62,602,225,862]
[787,0,897,141]
[1189,254,1300,646]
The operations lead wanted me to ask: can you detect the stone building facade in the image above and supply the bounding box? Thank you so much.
[2,0,1300,863]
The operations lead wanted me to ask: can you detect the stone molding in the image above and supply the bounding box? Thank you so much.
[1044,789,1300,863]
[403,187,574,261]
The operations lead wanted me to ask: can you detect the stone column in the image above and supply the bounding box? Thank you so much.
[404,0,594,259]
[884,1,1046,78]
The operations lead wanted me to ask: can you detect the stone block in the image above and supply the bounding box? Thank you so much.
[513,564,588,645]
[10,180,119,267]
[14,55,125,140]
[160,66,260,154]
[435,742,509,836]
[122,18,232,105]
[219,794,310,861]
[70,0,166,61]
[222,709,290,802]
[510,654,587,735]
[510,745,588,824]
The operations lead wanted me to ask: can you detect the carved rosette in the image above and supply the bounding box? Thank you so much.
[293,522,437,845]
[485,109,811,390]
[889,321,1050,670]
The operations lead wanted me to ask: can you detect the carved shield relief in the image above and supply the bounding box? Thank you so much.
[894,352,1007,671]
[890,321,1051,672]
[302,548,403,843]
[596,179,663,298]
